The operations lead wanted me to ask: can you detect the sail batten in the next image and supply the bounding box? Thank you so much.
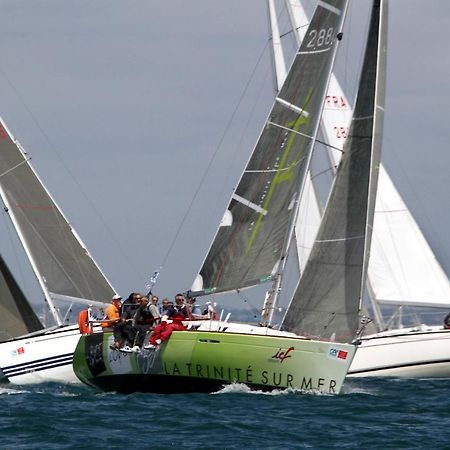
[282,0,387,343]
[192,0,349,297]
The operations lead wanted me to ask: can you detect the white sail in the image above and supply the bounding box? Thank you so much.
[267,0,287,93]
[275,0,450,311]
[369,167,450,307]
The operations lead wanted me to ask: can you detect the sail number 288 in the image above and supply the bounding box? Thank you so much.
[306,28,334,48]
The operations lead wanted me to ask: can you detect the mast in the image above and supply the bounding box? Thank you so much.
[358,0,388,325]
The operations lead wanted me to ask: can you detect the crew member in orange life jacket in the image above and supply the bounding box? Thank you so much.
[145,293,193,349]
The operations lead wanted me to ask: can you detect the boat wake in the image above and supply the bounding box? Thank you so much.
[341,381,379,396]
[213,382,329,396]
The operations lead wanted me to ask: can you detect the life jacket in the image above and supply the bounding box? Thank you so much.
[78,309,93,335]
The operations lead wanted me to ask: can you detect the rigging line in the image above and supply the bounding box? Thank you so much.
[0,65,141,278]
[310,164,338,181]
[236,289,262,319]
[159,40,272,269]
[315,137,344,154]
[279,24,308,40]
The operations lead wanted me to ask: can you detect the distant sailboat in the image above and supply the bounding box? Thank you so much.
[73,0,383,394]
[0,117,116,384]
[271,0,450,377]
[0,253,43,341]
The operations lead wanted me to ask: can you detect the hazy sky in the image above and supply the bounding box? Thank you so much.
[0,0,449,311]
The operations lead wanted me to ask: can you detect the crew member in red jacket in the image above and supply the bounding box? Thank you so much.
[145,293,193,349]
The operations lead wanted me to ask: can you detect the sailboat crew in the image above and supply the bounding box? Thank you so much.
[132,296,156,347]
[144,293,193,349]
[111,292,142,350]
[149,295,161,324]
[101,294,122,329]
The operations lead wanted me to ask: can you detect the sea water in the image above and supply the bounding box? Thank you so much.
[0,378,449,449]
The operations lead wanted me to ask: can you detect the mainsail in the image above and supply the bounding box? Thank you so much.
[0,118,115,325]
[283,0,387,342]
[0,253,43,341]
[192,0,349,297]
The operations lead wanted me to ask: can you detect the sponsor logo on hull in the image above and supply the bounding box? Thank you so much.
[162,361,338,393]
[328,347,348,360]
[271,346,294,363]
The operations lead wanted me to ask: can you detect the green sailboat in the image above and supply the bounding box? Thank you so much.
[73,0,386,394]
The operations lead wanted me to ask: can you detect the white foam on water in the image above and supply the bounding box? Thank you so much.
[0,386,30,395]
[341,381,379,396]
[54,391,79,397]
[212,382,328,396]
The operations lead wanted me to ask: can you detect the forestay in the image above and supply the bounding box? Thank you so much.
[0,118,115,324]
[0,253,43,341]
[283,0,387,342]
[191,0,349,297]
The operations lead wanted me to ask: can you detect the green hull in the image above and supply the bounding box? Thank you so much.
[73,330,356,394]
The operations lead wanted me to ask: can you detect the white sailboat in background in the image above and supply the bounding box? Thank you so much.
[0,117,116,384]
[269,0,450,377]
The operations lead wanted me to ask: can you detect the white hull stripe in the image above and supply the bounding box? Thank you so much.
[3,353,73,378]
[349,358,450,375]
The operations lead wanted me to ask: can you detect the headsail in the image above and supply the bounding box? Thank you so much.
[191,0,349,297]
[282,0,388,342]
[0,118,116,325]
[0,253,43,341]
